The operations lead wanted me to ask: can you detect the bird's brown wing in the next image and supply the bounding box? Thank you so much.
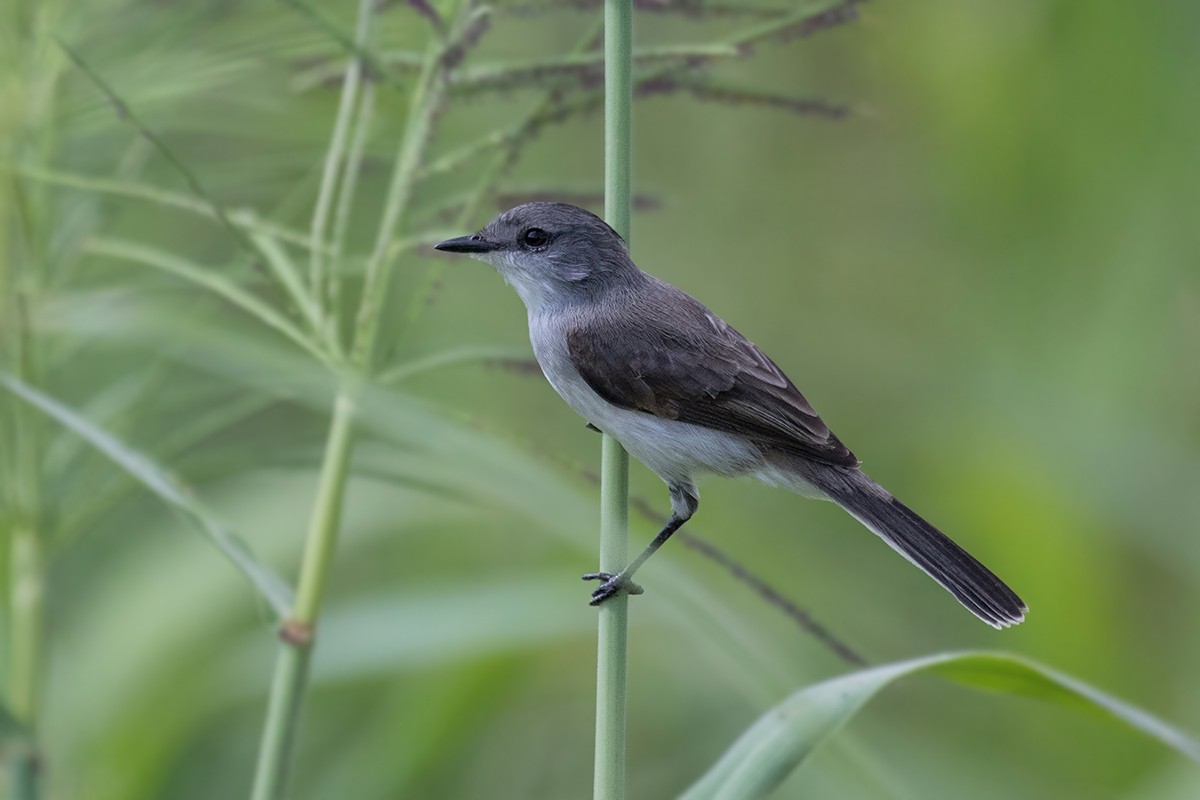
[565,292,858,468]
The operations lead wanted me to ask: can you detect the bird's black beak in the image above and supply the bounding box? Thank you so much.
[434,234,497,254]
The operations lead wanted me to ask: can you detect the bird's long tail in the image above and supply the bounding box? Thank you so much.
[805,466,1027,628]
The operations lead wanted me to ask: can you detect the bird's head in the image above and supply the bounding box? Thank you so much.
[435,202,637,311]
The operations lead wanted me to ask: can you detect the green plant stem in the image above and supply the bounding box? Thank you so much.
[309,0,373,335]
[595,2,633,800]
[4,336,41,800]
[7,130,46,800]
[250,6,465,794]
[250,645,310,800]
[328,79,377,336]
[9,528,43,800]
[594,436,630,800]
[250,390,356,800]
[349,32,450,372]
[8,530,42,726]
[291,392,357,623]
[280,0,404,93]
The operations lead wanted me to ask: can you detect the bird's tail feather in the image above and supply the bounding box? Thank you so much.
[807,467,1027,628]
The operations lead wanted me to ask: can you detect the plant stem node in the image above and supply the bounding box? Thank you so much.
[279,618,314,647]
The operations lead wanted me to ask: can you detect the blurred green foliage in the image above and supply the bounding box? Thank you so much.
[2,0,1198,798]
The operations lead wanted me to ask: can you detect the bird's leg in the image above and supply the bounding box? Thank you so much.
[583,484,697,605]
[582,517,685,604]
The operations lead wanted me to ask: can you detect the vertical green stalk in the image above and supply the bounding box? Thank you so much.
[7,290,45,800]
[309,0,373,340]
[5,12,54,790]
[250,7,462,795]
[250,390,356,800]
[9,529,43,800]
[327,80,376,322]
[348,28,451,372]
[594,437,630,800]
[291,392,358,624]
[9,532,42,726]
[594,2,633,800]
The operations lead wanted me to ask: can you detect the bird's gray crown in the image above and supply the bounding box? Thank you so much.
[435,202,642,311]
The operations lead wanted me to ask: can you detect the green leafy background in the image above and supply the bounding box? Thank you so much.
[2,1,1198,798]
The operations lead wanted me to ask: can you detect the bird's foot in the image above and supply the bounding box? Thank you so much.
[581,572,644,606]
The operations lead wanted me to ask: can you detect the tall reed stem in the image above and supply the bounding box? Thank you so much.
[8,79,48,793]
[250,391,356,800]
[9,528,43,800]
[249,8,458,795]
[594,2,633,799]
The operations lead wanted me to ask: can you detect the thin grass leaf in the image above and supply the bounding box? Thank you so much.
[421,2,852,183]
[377,345,537,384]
[42,369,160,477]
[347,31,452,371]
[290,49,424,93]
[86,237,330,364]
[56,392,279,545]
[680,651,1200,800]
[495,0,797,17]
[279,0,409,93]
[250,232,323,336]
[56,38,259,258]
[722,0,864,48]
[8,166,316,250]
[308,0,375,330]
[0,371,294,617]
[448,43,742,95]
[420,128,521,180]
[327,76,376,326]
[643,79,848,119]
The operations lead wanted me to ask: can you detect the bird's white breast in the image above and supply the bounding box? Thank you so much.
[527,311,762,487]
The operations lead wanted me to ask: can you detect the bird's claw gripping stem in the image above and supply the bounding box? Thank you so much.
[582,572,644,605]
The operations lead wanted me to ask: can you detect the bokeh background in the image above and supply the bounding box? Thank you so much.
[3,1,1199,798]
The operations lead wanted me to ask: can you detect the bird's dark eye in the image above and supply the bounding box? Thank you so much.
[522,228,549,248]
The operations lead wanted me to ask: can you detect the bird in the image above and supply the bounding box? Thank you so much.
[435,202,1026,628]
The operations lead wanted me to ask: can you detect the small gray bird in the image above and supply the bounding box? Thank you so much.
[436,202,1026,628]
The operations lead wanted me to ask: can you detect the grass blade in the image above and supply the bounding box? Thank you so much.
[56,37,258,257]
[377,345,535,384]
[86,237,329,364]
[8,166,315,250]
[680,651,1200,800]
[250,232,323,337]
[0,371,294,617]
[308,0,375,329]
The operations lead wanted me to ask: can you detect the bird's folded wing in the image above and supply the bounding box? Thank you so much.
[566,300,858,468]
